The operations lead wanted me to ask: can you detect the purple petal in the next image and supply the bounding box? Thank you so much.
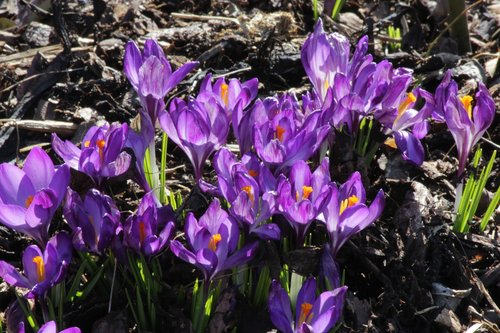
[22,147,55,191]
[268,280,293,333]
[0,260,30,288]
[123,41,143,90]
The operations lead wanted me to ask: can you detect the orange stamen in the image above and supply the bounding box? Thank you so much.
[221,83,229,106]
[302,186,313,200]
[339,195,359,215]
[395,92,416,123]
[276,125,286,142]
[25,195,34,208]
[460,95,473,119]
[248,169,258,178]
[298,302,314,325]
[384,137,397,149]
[32,256,45,282]
[97,139,105,161]
[241,185,255,204]
[208,234,222,252]
[139,221,146,243]
[84,140,91,148]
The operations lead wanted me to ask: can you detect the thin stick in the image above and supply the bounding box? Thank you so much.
[0,119,78,135]
[0,67,85,93]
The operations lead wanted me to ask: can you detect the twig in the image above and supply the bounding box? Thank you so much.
[171,12,249,35]
[20,0,52,17]
[0,119,78,135]
[426,0,483,56]
[0,68,85,94]
[480,137,500,151]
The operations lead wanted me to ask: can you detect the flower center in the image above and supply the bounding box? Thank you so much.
[296,185,313,202]
[32,256,45,282]
[139,221,146,243]
[298,302,314,325]
[241,185,255,204]
[97,139,106,161]
[395,92,416,123]
[25,195,34,208]
[460,95,473,119]
[339,195,359,215]
[208,234,222,252]
[275,125,285,142]
[248,169,258,178]
[220,83,229,106]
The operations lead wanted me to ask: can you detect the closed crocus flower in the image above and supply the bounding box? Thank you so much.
[435,70,495,176]
[0,232,72,299]
[317,172,384,257]
[159,97,229,180]
[124,39,198,124]
[170,199,258,283]
[63,188,121,254]
[52,122,131,186]
[0,147,70,245]
[123,192,175,257]
[268,278,347,333]
[276,158,331,244]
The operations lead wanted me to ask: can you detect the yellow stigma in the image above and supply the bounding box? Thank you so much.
[460,95,473,119]
[139,221,146,243]
[396,92,416,123]
[97,139,105,161]
[339,195,359,215]
[384,137,397,149]
[241,185,255,204]
[295,185,314,202]
[298,302,314,325]
[32,256,45,282]
[25,195,34,208]
[208,234,222,252]
[84,140,91,148]
[276,125,286,142]
[324,79,330,93]
[221,83,229,106]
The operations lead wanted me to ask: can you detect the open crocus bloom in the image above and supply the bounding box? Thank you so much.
[52,122,131,185]
[63,188,121,254]
[276,158,331,244]
[170,199,258,282]
[435,70,495,176]
[123,192,176,257]
[197,73,258,120]
[124,39,198,124]
[0,147,70,245]
[159,97,229,180]
[0,232,72,299]
[268,278,347,333]
[317,172,384,257]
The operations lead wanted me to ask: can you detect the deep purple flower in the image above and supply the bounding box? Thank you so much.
[276,158,331,244]
[170,199,258,282]
[317,172,384,256]
[124,39,198,123]
[434,70,495,175]
[52,122,131,185]
[0,232,73,298]
[18,321,81,333]
[159,97,229,180]
[63,188,121,254]
[252,95,330,170]
[212,148,280,240]
[198,73,258,120]
[123,192,175,257]
[268,278,347,333]
[0,147,70,245]
[380,88,435,165]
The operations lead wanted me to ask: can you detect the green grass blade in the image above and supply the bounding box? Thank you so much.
[479,186,500,231]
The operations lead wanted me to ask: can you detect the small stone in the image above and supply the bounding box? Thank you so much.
[22,21,53,47]
[434,308,462,333]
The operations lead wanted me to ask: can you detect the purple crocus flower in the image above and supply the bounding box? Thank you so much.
[198,73,258,120]
[124,39,198,124]
[268,278,347,333]
[123,192,175,257]
[170,199,258,282]
[0,232,73,299]
[381,88,435,165]
[63,188,121,254]
[276,158,331,244]
[18,321,81,333]
[252,95,330,171]
[159,97,229,180]
[317,172,384,257]
[212,148,280,240]
[435,70,495,176]
[52,122,131,186]
[0,147,70,245]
